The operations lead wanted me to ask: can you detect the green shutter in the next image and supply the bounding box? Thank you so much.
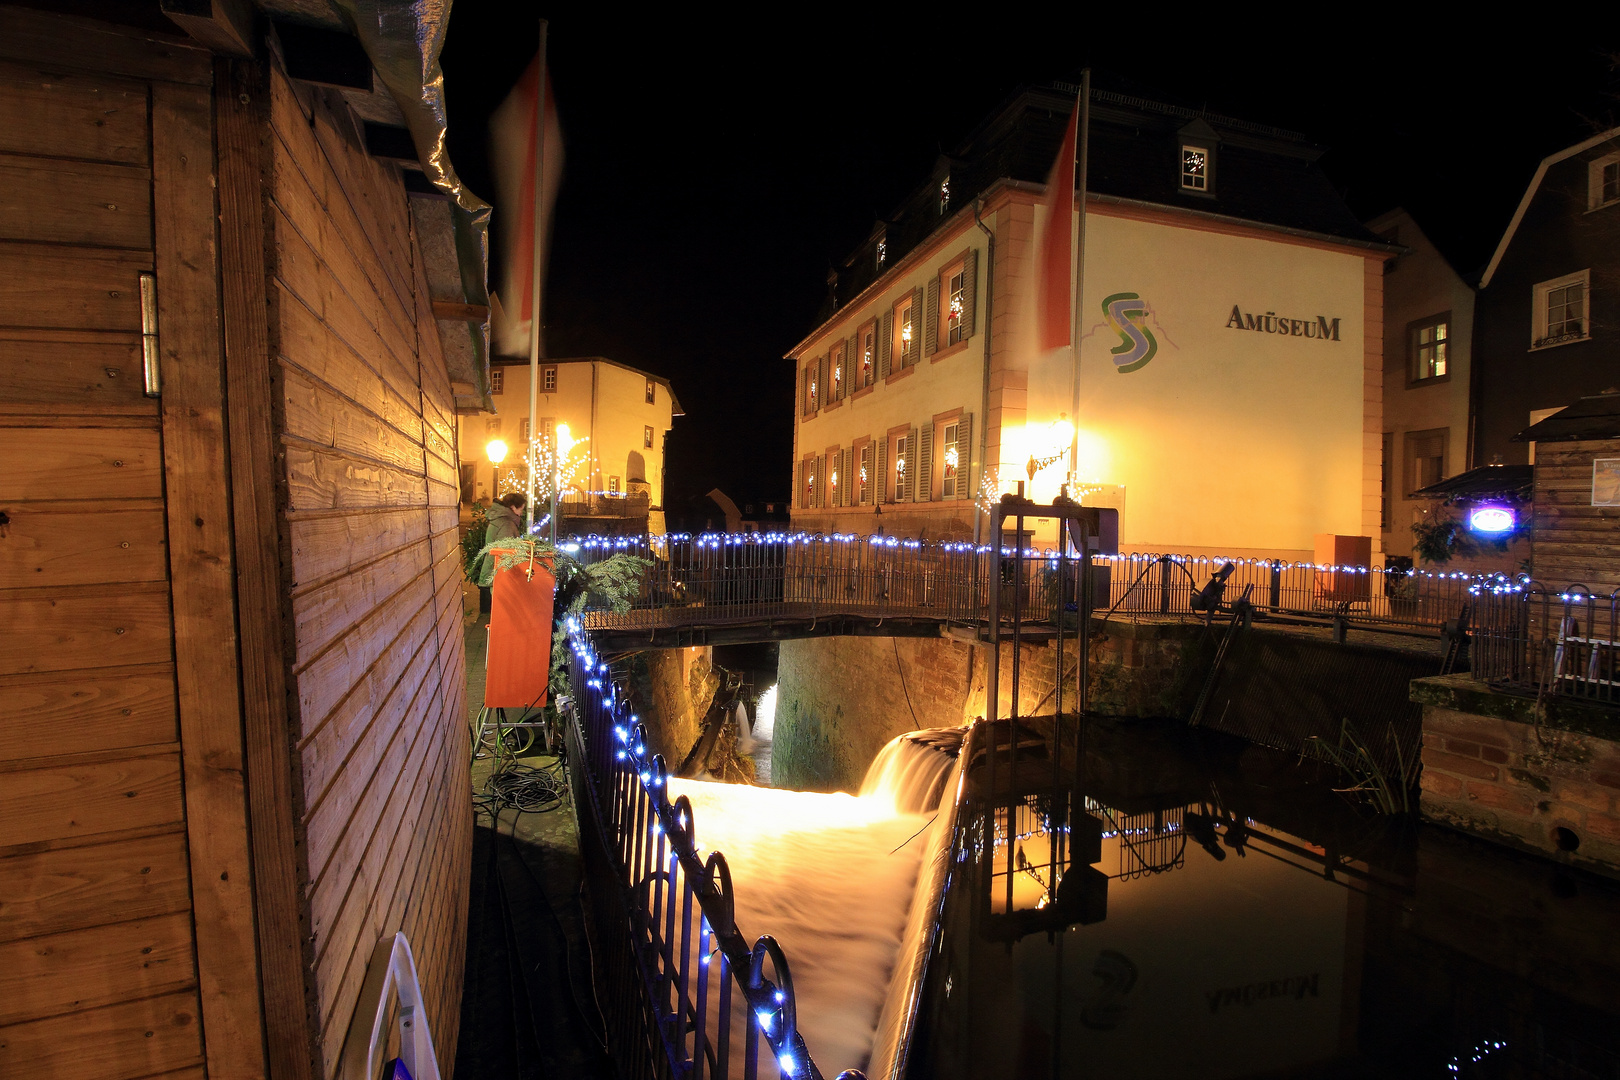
[955,413,973,500]
[917,423,933,502]
[874,437,887,505]
[925,277,939,357]
[879,312,893,378]
[961,248,978,340]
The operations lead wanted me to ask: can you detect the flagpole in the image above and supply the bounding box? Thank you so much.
[527,19,549,540]
[1067,68,1090,498]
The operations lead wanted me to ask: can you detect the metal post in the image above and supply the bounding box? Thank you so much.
[525,19,549,533]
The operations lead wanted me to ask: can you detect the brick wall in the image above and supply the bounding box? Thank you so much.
[1415,676,1620,875]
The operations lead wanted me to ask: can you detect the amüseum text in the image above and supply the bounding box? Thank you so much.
[1226,305,1341,340]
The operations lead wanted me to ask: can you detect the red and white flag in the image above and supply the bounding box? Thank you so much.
[489,54,564,358]
[1037,99,1080,351]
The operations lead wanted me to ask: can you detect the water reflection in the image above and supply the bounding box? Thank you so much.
[910,718,1620,1079]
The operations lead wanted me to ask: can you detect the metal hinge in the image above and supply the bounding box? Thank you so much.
[140,271,160,397]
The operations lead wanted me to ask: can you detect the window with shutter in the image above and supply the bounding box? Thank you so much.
[916,425,933,502]
[907,426,920,501]
[859,323,876,387]
[893,433,908,502]
[925,278,940,357]
[874,438,887,505]
[953,413,972,500]
[804,360,819,414]
[831,344,845,401]
[960,249,977,340]
[826,450,839,508]
[941,421,959,499]
[893,297,916,368]
[879,312,893,377]
[858,443,872,505]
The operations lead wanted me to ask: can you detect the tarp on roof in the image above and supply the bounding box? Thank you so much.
[1511,390,1620,444]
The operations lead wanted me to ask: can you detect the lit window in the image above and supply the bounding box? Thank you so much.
[542,365,556,391]
[827,452,839,502]
[490,368,504,394]
[860,324,876,386]
[832,345,844,400]
[939,176,951,214]
[1589,154,1620,209]
[805,362,818,413]
[894,297,915,367]
[644,425,654,449]
[609,475,620,494]
[876,236,887,268]
[1411,316,1449,381]
[941,422,960,498]
[1181,145,1209,191]
[803,459,817,508]
[893,434,908,501]
[944,264,966,347]
[1532,271,1590,348]
[858,444,872,505]
[645,378,656,404]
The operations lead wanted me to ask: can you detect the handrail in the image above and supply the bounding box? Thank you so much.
[339,931,440,1080]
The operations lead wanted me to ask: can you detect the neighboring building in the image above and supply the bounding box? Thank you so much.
[1366,209,1476,562]
[1474,128,1620,466]
[1513,389,1620,594]
[788,84,1394,561]
[467,356,682,534]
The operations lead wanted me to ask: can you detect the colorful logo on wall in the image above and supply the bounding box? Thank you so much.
[1101,292,1157,374]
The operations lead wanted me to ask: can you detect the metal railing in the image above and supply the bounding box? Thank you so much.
[562,533,1497,636]
[562,621,865,1080]
[1470,584,1620,705]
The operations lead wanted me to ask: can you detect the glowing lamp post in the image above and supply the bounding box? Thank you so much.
[485,438,508,499]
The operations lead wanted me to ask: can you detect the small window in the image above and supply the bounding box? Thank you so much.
[944,264,966,347]
[803,458,817,508]
[1405,428,1447,494]
[490,367,505,394]
[1532,271,1590,349]
[858,444,872,506]
[876,235,887,269]
[1410,316,1449,381]
[541,365,557,391]
[859,322,877,387]
[519,418,530,442]
[804,361,819,414]
[832,344,845,400]
[643,425,654,449]
[1588,154,1620,210]
[894,296,916,368]
[827,451,839,504]
[608,475,620,494]
[892,433,908,501]
[941,422,960,499]
[939,176,951,215]
[485,418,501,435]
[1181,145,1210,192]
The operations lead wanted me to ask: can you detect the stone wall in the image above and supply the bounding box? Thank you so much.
[775,620,1206,792]
[1413,674,1620,877]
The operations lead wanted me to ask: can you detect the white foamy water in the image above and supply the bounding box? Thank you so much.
[664,727,964,1075]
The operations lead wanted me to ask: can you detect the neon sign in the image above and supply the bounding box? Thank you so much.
[1468,505,1516,534]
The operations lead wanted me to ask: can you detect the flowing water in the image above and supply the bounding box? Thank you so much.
[664,728,964,1074]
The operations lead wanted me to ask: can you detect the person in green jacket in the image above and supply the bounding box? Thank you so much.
[478,492,527,613]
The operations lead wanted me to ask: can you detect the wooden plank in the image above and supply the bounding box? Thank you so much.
[0,830,191,941]
[0,332,151,413]
[291,536,431,666]
[213,57,317,1080]
[287,508,427,588]
[280,365,428,474]
[0,585,173,675]
[0,426,161,501]
[0,666,177,763]
[0,157,151,248]
[0,989,205,1080]
[0,243,148,331]
[0,505,167,588]
[0,8,210,85]
[283,444,429,512]
[0,911,196,1025]
[150,80,266,1080]
[0,59,149,165]
[0,750,183,849]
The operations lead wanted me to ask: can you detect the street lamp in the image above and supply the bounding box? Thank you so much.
[486,438,508,499]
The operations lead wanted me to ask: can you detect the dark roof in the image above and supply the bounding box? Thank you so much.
[834,84,1386,304]
[1511,390,1620,443]
[1411,464,1534,503]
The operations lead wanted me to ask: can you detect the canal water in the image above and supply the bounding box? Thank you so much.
[909,717,1620,1080]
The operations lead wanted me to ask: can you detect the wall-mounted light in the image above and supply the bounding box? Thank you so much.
[1468,504,1516,534]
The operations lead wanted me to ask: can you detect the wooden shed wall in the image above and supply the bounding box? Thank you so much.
[1532,439,1620,594]
[260,59,470,1077]
[0,16,262,1080]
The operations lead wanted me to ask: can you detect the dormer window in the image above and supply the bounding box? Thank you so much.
[1181,145,1210,192]
[939,176,951,215]
[876,233,887,269]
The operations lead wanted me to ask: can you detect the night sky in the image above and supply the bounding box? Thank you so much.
[439,9,1617,519]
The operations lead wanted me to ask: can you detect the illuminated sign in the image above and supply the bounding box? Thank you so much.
[1468,505,1516,534]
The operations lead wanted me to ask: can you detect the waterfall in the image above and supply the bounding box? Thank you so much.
[732,700,754,754]
[858,728,966,814]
